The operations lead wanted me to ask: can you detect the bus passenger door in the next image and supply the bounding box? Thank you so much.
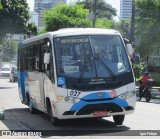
[40,39,55,112]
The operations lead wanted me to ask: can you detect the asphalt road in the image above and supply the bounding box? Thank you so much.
[0,78,160,138]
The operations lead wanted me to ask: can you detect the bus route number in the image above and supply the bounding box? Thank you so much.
[70,91,81,97]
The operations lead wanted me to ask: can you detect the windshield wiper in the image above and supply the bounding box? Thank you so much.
[79,54,117,81]
[97,54,117,80]
[79,55,91,80]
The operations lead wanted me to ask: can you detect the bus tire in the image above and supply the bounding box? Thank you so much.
[113,115,125,125]
[145,91,151,102]
[26,93,30,106]
[49,105,60,126]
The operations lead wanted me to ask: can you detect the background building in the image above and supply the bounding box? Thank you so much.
[29,11,39,28]
[34,0,67,27]
[120,0,132,20]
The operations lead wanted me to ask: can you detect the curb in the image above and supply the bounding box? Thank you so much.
[0,108,4,120]
[136,86,160,89]
[151,95,160,99]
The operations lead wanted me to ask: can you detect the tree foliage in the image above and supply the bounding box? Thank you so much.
[76,0,117,19]
[0,39,18,61]
[38,27,46,35]
[135,0,160,59]
[96,18,112,28]
[26,23,38,36]
[111,19,131,39]
[44,4,91,31]
[0,0,30,42]
[0,0,2,10]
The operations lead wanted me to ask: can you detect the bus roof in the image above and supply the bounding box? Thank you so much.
[55,28,120,36]
[21,28,121,45]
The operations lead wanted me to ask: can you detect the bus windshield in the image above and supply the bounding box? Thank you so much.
[55,35,131,79]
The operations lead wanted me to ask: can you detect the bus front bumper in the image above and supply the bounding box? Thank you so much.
[54,96,136,119]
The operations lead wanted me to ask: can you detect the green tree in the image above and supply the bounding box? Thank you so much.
[38,27,46,35]
[44,4,91,31]
[113,19,131,39]
[135,0,160,59]
[26,23,38,36]
[0,0,2,10]
[0,39,18,61]
[96,18,112,28]
[0,0,30,42]
[76,0,117,19]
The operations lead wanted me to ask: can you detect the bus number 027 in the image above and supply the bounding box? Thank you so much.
[70,91,81,97]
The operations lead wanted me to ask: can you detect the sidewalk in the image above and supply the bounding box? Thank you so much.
[151,89,160,99]
[0,121,8,130]
[136,86,160,89]
[151,86,160,89]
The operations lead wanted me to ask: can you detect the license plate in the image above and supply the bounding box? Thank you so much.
[93,111,108,116]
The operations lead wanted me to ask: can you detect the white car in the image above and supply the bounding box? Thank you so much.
[0,66,11,78]
[10,66,18,82]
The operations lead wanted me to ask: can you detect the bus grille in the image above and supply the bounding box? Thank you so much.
[62,103,127,116]
[76,103,123,115]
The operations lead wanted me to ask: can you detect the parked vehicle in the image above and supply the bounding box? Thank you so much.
[0,66,11,78]
[10,66,18,82]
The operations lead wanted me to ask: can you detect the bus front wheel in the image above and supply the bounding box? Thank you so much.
[113,115,125,125]
[49,106,61,126]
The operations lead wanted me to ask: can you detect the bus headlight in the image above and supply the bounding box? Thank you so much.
[70,97,79,103]
[119,91,136,100]
[64,96,79,103]
[64,96,70,102]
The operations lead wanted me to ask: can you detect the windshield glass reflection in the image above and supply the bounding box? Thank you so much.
[55,35,130,79]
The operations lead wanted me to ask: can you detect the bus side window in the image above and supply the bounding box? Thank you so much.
[33,44,39,71]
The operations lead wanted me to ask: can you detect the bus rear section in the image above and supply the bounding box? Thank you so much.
[18,28,136,126]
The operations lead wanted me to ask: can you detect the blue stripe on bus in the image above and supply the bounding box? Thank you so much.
[18,71,28,102]
[70,93,128,111]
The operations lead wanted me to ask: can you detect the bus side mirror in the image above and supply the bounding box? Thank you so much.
[44,53,50,64]
[123,38,133,55]
[126,44,133,55]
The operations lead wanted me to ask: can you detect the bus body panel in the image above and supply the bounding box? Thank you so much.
[52,82,136,119]
[18,69,136,119]
[18,28,136,121]
[27,72,45,111]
